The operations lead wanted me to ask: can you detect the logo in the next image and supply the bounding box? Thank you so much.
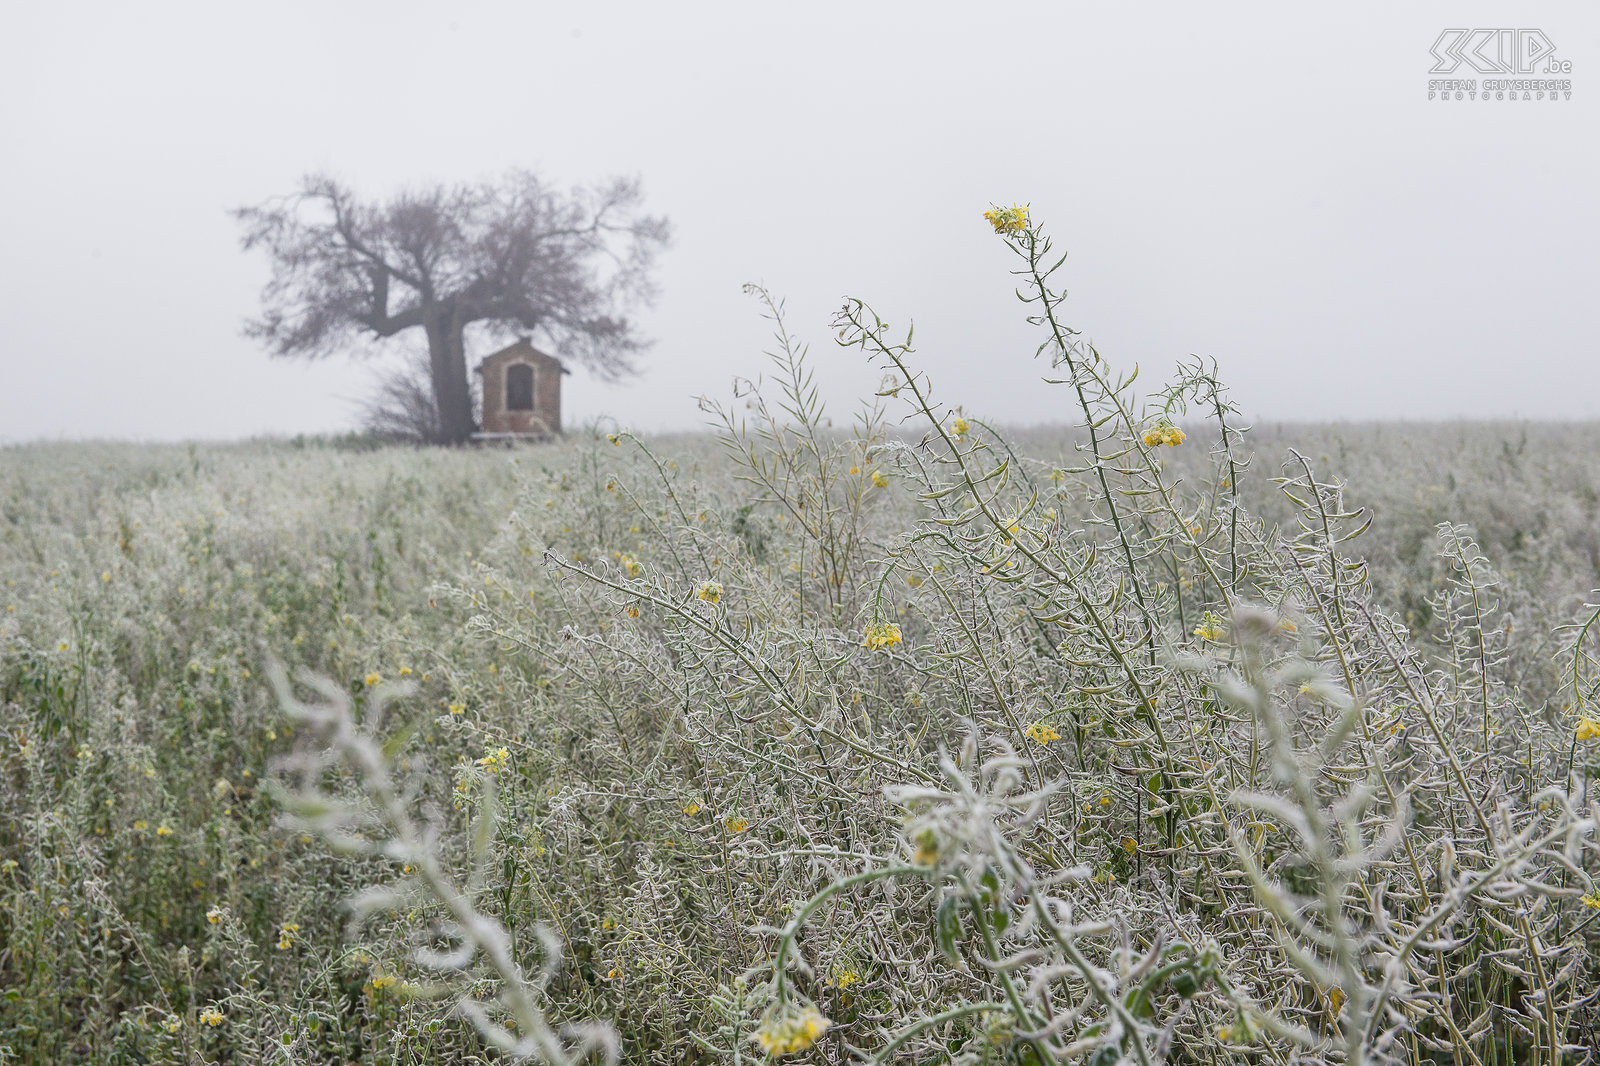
[1427,29,1573,101]
[1430,30,1566,74]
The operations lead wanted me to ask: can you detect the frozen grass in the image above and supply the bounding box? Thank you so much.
[4,217,1600,1065]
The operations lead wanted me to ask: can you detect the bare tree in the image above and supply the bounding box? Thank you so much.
[359,349,450,443]
[235,172,669,444]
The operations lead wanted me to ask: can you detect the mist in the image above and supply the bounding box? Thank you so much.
[2,1,1596,442]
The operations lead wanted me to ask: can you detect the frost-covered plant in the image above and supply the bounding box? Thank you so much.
[5,208,1600,1066]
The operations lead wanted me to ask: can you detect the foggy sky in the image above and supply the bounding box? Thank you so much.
[2,1,1596,442]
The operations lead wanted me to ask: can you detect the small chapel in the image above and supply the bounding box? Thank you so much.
[474,339,568,439]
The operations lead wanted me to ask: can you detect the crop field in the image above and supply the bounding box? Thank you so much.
[5,291,1600,1063]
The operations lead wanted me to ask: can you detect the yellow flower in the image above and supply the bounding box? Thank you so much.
[682,801,702,815]
[164,1015,182,1033]
[870,470,889,488]
[827,969,860,990]
[133,820,149,832]
[607,433,621,445]
[155,824,174,838]
[1143,419,1185,447]
[1121,836,1138,855]
[205,907,223,925]
[695,580,722,604]
[276,922,300,950]
[398,666,412,676]
[477,746,511,773]
[861,621,903,651]
[1580,894,1600,909]
[625,605,640,618]
[1024,721,1061,745]
[364,672,381,687]
[1193,611,1226,643]
[1577,717,1600,742]
[447,702,466,716]
[369,970,398,990]
[950,416,971,441]
[199,1008,224,1027]
[982,203,1029,236]
[754,1004,830,1056]
[725,816,749,834]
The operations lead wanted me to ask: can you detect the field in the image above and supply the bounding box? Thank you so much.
[5,289,1600,1062]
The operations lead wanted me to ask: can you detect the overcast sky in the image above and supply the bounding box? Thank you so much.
[2,2,1596,442]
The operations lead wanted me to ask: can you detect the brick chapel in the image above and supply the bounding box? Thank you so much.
[474,339,567,438]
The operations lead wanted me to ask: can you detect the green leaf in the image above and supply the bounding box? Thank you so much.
[381,723,417,762]
[1087,1043,1120,1066]
[936,896,963,962]
[1169,967,1202,998]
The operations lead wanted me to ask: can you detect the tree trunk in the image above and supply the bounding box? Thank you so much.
[425,308,475,445]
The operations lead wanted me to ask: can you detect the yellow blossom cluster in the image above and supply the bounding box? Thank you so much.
[870,470,889,488]
[825,969,860,990]
[276,922,300,950]
[1194,611,1226,642]
[1142,422,1186,447]
[477,746,511,773]
[982,204,1029,236]
[754,1004,830,1056]
[199,1008,224,1027]
[861,621,903,651]
[950,417,971,441]
[1577,716,1600,742]
[695,580,722,604]
[1025,720,1061,745]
